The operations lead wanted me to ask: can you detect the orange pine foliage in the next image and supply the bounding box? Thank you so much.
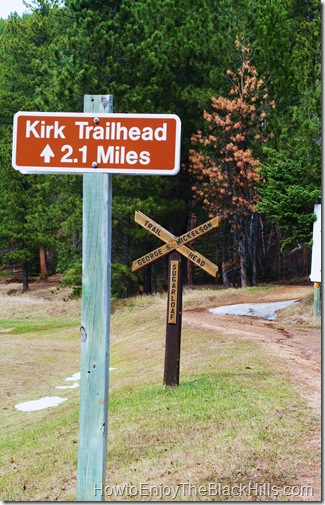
[188,38,275,223]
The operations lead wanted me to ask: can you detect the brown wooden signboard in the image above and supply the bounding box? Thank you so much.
[132,211,220,276]
[133,211,220,387]
[168,260,179,324]
[12,112,181,175]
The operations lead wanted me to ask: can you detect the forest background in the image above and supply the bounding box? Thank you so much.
[0,0,321,296]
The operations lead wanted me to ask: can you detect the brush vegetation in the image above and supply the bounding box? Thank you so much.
[0,284,320,501]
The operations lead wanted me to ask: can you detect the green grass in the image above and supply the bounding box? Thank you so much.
[106,344,317,501]
[0,285,320,501]
[0,397,80,500]
[0,318,77,335]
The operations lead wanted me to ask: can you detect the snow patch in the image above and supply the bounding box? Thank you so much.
[15,368,117,413]
[208,300,298,321]
[56,382,79,390]
[65,372,80,382]
[15,396,68,412]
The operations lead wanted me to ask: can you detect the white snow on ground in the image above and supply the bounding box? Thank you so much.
[15,396,68,412]
[15,368,117,412]
[208,300,298,320]
[56,383,79,390]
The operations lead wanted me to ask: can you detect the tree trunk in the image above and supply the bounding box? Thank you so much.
[221,220,230,288]
[123,220,131,296]
[22,262,29,292]
[250,214,258,286]
[143,264,152,294]
[303,245,309,276]
[238,238,247,288]
[251,244,257,286]
[187,213,197,285]
[39,246,47,276]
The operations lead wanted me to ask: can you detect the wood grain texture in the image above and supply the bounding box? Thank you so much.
[164,251,183,386]
[77,95,113,501]
[132,211,219,276]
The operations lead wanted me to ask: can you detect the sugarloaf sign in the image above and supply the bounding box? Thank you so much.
[132,211,220,387]
[12,111,181,175]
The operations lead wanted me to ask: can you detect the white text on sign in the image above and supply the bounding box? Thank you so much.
[25,120,168,142]
[12,112,181,175]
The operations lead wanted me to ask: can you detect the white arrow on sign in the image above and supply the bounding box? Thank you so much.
[40,144,55,163]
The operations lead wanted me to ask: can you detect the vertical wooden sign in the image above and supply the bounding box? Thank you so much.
[168,260,179,324]
[77,95,113,501]
[164,251,183,387]
[132,211,219,388]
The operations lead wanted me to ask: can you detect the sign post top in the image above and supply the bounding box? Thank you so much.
[12,111,181,175]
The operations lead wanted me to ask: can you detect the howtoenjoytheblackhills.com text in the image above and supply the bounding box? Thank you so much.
[94,481,314,500]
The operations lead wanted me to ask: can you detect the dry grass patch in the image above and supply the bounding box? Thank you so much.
[277,291,320,326]
[0,282,320,501]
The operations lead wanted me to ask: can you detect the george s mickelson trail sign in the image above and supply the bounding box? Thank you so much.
[132,211,221,388]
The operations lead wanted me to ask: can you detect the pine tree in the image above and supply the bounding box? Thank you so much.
[0,1,72,289]
[188,38,275,287]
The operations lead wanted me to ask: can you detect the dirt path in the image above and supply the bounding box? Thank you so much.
[183,285,321,414]
[183,285,321,500]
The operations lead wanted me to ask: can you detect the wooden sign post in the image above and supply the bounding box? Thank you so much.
[132,211,220,386]
[310,204,321,318]
[12,98,182,501]
[77,95,113,501]
[164,251,183,386]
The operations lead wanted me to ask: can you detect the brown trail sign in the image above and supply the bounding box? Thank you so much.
[13,95,182,501]
[132,211,220,276]
[132,211,221,386]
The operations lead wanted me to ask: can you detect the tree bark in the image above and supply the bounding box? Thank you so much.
[238,238,247,288]
[250,214,258,286]
[187,213,197,285]
[303,245,309,276]
[22,262,29,292]
[143,264,152,294]
[39,246,47,275]
[221,220,230,288]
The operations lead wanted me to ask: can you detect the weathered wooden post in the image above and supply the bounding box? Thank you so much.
[310,203,321,319]
[77,95,113,501]
[164,251,183,386]
[12,106,181,500]
[132,212,220,387]
[313,283,321,318]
